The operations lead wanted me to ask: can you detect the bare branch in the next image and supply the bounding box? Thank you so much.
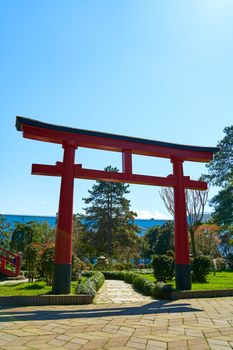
[159,186,209,257]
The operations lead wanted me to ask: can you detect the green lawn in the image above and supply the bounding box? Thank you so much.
[192,272,233,290]
[0,281,78,296]
[143,271,233,290]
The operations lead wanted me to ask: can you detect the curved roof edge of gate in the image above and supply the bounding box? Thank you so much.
[16,116,219,154]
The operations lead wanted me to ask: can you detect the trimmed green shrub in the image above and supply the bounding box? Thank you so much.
[152,254,175,282]
[91,271,105,289]
[143,280,155,296]
[152,282,173,299]
[76,271,105,296]
[132,276,155,296]
[125,272,138,284]
[112,263,126,271]
[82,271,94,277]
[76,279,96,296]
[132,276,146,292]
[103,271,127,280]
[192,256,211,282]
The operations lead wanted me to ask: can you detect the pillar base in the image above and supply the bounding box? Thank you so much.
[175,264,191,290]
[52,263,71,294]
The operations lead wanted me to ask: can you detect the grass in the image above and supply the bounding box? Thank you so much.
[191,272,233,290]
[0,280,78,296]
[143,271,233,290]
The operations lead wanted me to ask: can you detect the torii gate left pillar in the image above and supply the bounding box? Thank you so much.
[53,142,77,294]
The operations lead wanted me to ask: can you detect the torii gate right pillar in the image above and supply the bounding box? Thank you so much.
[172,157,191,290]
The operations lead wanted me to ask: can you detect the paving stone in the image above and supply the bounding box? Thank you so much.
[1,282,233,350]
[126,340,146,349]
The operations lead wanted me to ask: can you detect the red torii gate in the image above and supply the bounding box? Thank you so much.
[16,116,219,294]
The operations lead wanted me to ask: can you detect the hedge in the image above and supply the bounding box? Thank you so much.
[76,271,105,297]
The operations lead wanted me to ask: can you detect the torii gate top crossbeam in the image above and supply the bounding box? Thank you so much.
[16,116,219,162]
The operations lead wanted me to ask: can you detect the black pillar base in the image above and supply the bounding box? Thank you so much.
[52,263,71,294]
[175,264,191,290]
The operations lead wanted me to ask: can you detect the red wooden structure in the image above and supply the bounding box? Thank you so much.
[16,116,219,294]
[0,247,21,277]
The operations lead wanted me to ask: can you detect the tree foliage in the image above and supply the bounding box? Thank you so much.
[219,225,233,257]
[39,244,55,285]
[206,125,233,187]
[10,221,55,253]
[143,222,174,258]
[0,214,10,249]
[24,243,40,280]
[194,224,220,258]
[205,125,233,229]
[81,166,139,261]
[210,185,233,226]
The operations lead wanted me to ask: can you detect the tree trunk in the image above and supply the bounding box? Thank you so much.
[189,228,196,257]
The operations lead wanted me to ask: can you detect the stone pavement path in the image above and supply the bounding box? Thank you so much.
[94,280,153,304]
[0,278,27,285]
[0,280,233,349]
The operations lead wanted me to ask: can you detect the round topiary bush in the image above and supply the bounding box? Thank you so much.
[192,256,211,282]
[152,254,175,282]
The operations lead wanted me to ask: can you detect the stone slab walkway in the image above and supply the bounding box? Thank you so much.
[0,278,28,285]
[94,280,153,304]
[0,280,233,349]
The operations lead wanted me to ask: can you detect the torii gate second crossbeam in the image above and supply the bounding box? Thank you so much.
[16,116,219,294]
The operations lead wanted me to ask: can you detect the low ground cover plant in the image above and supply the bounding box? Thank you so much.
[75,271,105,296]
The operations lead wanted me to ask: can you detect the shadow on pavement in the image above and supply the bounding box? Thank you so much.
[0,300,203,322]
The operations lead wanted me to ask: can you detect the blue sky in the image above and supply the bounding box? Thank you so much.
[1,0,233,219]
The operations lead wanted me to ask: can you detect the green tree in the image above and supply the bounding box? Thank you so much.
[194,224,220,258]
[10,221,55,253]
[39,244,55,285]
[143,226,160,258]
[0,214,11,249]
[210,185,233,226]
[24,243,40,280]
[143,222,174,258]
[205,125,233,228]
[72,213,89,257]
[82,166,139,261]
[219,225,233,257]
[206,125,233,187]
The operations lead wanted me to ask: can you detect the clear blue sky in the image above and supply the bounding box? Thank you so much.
[1,0,233,219]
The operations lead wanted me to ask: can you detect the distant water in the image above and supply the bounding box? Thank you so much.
[2,214,169,236]
[134,219,169,236]
[3,214,57,227]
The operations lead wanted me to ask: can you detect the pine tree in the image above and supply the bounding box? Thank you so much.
[82,166,139,261]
